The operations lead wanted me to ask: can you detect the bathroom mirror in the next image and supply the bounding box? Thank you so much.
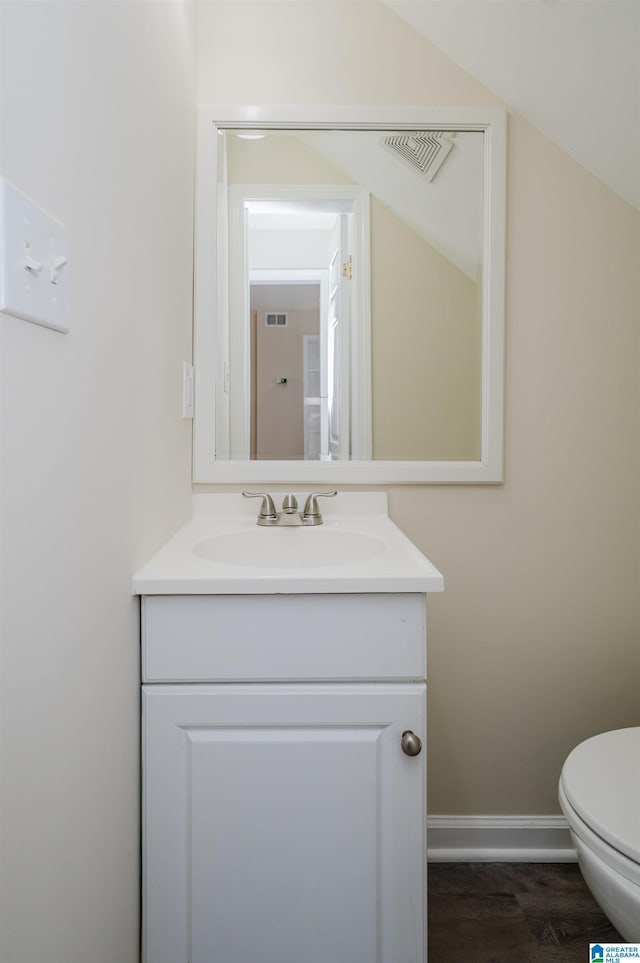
[193,106,506,483]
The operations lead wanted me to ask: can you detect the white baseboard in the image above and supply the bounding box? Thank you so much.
[427,815,576,863]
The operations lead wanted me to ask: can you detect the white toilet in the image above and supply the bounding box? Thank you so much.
[559,727,640,941]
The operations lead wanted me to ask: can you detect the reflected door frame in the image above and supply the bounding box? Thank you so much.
[225,184,372,461]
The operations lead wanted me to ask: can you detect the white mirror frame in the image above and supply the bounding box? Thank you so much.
[193,105,506,484]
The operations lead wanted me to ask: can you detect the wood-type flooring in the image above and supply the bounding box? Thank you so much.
[428,862,625,962]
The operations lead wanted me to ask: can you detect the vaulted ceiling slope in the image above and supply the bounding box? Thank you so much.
[384,0,640,210]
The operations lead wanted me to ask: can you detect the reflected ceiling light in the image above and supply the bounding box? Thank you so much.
[237,132,266,140]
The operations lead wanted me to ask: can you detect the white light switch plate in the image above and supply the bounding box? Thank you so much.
[0,177,70,333]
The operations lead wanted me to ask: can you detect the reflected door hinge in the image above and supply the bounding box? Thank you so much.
[341,254,352,280]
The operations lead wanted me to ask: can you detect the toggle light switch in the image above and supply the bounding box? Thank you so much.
[0,177,70,333]
[23,243,42,274]
[50,255,69,285]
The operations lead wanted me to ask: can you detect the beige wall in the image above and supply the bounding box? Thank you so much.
[0,3,194,961]
[196,0,640,814]
[228,133,352,184]
[371,198,481,460]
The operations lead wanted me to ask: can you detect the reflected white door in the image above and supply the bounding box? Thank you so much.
[143,683,426,963]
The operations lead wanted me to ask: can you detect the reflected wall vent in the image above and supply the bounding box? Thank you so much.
[265,312,288,327]
[382,132,455,181]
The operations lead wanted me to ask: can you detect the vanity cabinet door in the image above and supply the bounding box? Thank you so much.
[143,683,426,963]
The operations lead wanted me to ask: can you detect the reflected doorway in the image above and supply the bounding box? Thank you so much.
[250,280,324,460]
[226,185,372,461]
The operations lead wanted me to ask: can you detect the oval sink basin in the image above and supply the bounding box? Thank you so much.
[193,527,387,569]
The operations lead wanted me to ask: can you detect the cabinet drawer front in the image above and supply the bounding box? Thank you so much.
[142,593,426,682]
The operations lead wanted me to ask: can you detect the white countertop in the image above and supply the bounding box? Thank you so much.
[133,492,444,595]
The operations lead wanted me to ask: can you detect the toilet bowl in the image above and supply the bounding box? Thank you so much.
[559,727,640,942]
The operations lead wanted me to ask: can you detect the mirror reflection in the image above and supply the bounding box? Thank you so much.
[218,128,485,461]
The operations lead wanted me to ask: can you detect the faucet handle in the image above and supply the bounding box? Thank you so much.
[302,490,338,521]
[242,491,278,521]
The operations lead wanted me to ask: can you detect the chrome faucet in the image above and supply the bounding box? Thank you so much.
[242,491,337,527]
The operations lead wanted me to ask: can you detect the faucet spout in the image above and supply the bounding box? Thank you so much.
[277,494,303,525]
[276,512,303,526]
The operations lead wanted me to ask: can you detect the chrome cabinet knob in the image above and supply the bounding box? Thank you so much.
[401,730,422,757]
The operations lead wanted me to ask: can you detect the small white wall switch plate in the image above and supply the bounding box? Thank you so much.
[182,362,194,418]
[0,176,70,333]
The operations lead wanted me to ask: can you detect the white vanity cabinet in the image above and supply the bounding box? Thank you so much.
[142,592,429,963]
